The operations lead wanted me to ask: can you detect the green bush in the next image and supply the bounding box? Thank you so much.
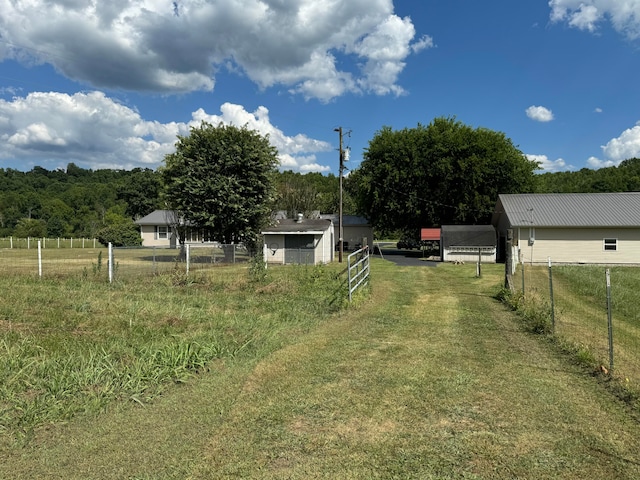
[97,222,143,247]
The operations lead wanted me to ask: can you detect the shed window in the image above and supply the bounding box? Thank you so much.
[603,238,617,251]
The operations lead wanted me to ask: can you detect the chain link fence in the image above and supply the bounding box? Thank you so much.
[512,262,640,391]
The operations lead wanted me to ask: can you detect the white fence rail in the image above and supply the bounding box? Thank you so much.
[347,246,370,302]
[0,237,98,249]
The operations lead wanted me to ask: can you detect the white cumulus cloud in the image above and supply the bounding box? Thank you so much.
[549,0,640,40]
[602,123,640,161]
[586,156,616,169]
[527,154,568,172]
[586,122,640,168]
[0,91,332,172]
[526,105,554,122]
[0,0,432,102]
[190,102,333,171]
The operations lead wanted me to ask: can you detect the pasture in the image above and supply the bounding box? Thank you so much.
[1,259,640,478]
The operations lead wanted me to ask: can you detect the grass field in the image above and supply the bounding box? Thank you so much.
[2,260,640,478]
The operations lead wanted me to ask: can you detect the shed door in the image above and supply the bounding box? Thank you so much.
[285,235,315,264]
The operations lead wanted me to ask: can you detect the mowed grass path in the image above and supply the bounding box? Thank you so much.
[3,261,640,478]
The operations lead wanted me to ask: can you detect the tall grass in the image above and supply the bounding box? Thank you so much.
[0,262,347,440]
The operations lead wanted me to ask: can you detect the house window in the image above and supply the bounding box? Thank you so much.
[157,226,170,240]
[603,238,617,251]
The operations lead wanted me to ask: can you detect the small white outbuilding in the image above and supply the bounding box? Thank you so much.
[441,225,497,263]
[262,215,334,265]
[492,193,640,265]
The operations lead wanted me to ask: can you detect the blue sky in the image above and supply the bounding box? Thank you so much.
[0,0,639,175]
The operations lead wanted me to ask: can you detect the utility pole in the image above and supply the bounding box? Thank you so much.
[334,127,344,263]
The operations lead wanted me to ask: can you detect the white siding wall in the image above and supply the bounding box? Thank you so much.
[264,234,286,264]
[322,224,335,263]
[443,247,496,263]
[140,225,171,247]
[519,227,640,264]
[263,225,334,265]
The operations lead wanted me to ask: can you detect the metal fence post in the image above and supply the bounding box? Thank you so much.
[153,246,157,275]
[548,257,555,334]
[186,244,190,276]
[348,254,353,302]
[38,240,42,278]
[504,230,513,290]
[108,242,113,283]
[606,268,614,373]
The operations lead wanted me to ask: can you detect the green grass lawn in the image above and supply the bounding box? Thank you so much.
[2,260,640,478]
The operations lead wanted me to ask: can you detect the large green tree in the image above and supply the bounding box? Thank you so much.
[348,117,538,236]
[161,122,279,246]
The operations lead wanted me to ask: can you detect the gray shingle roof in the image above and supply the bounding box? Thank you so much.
[135,210,175,225]
[493,193,640,227]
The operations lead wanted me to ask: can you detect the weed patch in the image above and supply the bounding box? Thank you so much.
[496,287,552,335]
[0,262,348,441]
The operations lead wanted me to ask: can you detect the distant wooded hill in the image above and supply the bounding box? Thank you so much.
[0,165,344,238]
[536,158,640,193]
[1,158,638,238]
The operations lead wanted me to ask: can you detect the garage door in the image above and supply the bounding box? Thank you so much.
[285,235,315,264]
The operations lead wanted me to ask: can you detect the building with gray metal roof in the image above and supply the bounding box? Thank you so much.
[492,193,640,265]
[492,193,640,228]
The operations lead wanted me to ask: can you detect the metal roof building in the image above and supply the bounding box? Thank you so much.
[492,193,640,228]
[492,193,640,265]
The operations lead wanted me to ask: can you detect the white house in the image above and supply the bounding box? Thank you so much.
[492,193,640,265]
[135,210,210,247]
[262,215,334,265]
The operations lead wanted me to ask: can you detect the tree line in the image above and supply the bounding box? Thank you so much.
[0,160,343,242]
